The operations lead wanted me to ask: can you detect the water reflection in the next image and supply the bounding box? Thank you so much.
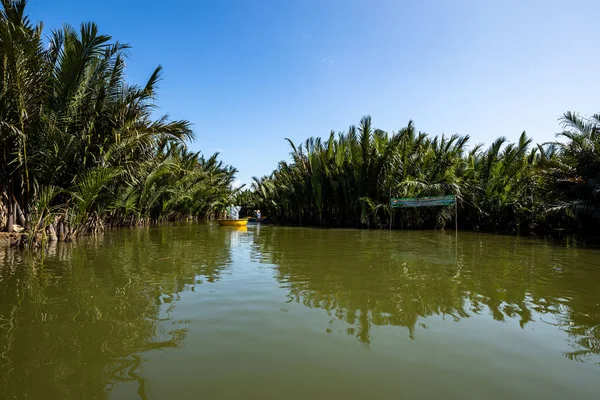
[1,224,599,400]
[252,228,600,363]
[0,224,233,399]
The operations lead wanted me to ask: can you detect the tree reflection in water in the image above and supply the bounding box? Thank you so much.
[1,224,599,400]
[0,224,233,399]
[253,228,600,364]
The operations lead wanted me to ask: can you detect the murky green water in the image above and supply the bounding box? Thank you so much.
[1,224,599,399]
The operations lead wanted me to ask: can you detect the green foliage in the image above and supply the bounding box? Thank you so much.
[245,115,598,235]
[544,112,600,228]
[3,2,596,237]
[0,1,236,236]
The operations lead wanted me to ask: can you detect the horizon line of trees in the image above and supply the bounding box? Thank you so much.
[1,0,238,244]
[242,113,599,235]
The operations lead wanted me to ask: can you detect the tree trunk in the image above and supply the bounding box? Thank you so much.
[7,197,14,233]
[13,196,27,228]
[0,196,7,231]
[58,221,66,242]
[48,223,58,242]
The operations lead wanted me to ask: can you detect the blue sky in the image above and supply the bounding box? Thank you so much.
[28,0,600,187]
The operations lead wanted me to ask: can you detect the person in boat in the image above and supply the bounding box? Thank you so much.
[256,209,261,219]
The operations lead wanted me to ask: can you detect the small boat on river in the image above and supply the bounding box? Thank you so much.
[218,219,249,227]
[247,217,267,223]
[219,205,248,226]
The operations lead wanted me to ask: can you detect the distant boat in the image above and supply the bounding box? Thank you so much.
[218,219,248,227]
[247,217,267,223]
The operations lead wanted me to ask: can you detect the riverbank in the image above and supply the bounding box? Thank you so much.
[1,2,236,242]
[244,114,600,237]
[3,221,598,250]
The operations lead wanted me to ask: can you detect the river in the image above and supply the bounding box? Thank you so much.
[0,224,598,399]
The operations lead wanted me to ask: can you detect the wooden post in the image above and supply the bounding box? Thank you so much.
[389,187,392,231]
[455,197,458,234]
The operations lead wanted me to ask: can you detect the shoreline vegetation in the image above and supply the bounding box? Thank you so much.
[2,1,599,248]
[240,113,599,237]
[1,1,238,246]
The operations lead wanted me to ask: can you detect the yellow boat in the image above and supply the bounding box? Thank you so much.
[218,219,249,227]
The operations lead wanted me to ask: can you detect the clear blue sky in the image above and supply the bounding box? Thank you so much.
[28,0,600,187]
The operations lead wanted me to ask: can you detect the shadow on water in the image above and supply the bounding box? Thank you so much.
[252,227,600,364]
[0,224,235,400]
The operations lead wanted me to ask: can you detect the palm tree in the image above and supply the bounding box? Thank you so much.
[546,112,600,229]
[0,0,46,230]
[245,116,565,234]
[0,1,236,240]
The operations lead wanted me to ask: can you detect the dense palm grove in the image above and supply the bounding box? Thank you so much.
[1,1,237,242]
[2,1,598,244]
[246,114,599,235]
